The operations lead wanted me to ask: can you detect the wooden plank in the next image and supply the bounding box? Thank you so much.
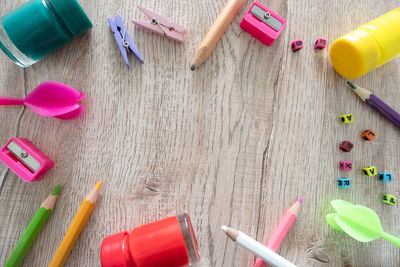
[0,0,399,266]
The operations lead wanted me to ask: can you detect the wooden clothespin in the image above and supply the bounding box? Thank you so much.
[132,6,187,43]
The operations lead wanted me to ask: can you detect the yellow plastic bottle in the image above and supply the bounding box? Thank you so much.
[330,8,400,79]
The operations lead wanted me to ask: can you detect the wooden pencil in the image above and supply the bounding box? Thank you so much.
[5,185,61,267]
[49,181,102,267]
[191,0,246,70]
[347,81,400,128]
[222,225,297,267]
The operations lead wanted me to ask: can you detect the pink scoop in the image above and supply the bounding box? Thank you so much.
[0,81,86,120]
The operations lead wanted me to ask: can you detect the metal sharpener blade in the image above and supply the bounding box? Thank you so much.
[7,141,40,172]
[250,5,282,31]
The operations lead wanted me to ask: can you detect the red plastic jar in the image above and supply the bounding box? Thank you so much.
[101,214,200,267]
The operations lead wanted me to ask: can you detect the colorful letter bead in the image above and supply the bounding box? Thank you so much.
[339,161,352,171]
[339,140,354,152]
[291,40,303,51]
[340,114,354,124]
[378,172,392,182]
[338,178,351,188]
[363,166,377,176]
[361,129,376,141]
[382,194,397,206]
[314,38,327,49]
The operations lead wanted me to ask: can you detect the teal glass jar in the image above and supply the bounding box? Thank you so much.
[0,0,92,67]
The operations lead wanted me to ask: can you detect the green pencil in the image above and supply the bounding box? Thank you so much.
[5,185,61,267]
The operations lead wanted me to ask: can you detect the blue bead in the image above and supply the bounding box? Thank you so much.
[378,172,392,182]
[338,178,351,188]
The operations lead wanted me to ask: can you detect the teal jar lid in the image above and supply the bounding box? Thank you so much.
[48,0,93,36]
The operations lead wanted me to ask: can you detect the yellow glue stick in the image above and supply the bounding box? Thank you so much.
[330,8,400,79]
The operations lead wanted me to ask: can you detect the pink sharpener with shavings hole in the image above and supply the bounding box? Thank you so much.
[240,1,286,46]
[0,138,54,182]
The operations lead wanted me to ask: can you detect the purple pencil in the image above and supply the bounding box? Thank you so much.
[347,81,400,128]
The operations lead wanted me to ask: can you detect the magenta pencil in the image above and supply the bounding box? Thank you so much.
[254,198,302,267]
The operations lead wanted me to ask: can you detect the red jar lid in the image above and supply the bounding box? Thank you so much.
[100,231,134,267]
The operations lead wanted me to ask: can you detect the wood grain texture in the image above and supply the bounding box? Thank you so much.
[0,0,399,266]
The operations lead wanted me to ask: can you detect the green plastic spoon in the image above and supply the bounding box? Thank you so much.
[326,199,400,247]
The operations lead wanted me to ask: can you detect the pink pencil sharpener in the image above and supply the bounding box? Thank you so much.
[240,2,286,46]
[0,138,54,182]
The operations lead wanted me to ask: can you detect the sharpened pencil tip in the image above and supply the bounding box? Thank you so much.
[52,185,61,196]
[191,64,196,71]
[298,198,303,204]
[95,181,102,191]
[346,81,356,89]
[221,225,227,232]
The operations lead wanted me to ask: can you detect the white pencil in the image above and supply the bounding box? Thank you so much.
[221,225,297,267]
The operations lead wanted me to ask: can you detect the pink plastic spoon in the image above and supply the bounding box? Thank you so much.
[0,81,86,120]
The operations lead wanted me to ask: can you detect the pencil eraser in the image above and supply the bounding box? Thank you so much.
[297,198,303,203]
[339,140,354,152]
[362,166,377,176]
[382,194,397,206]
[378,173,392,182]
[361,129,376,141]
[340,114,354,124]
[339,161,352,171]
[240,2,286,46]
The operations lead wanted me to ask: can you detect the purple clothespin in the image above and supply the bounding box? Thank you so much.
[132,6,187,43]
[107,15,144,69]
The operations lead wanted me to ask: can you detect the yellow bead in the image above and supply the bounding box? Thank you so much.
[362,166,377,176]
[340,114,354,124]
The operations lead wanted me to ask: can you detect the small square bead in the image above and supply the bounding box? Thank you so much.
[382,194,397,206]
[339,141,354,152]
[361,129,376,141]
[340,114,354,124]
[378,172,392,182]
[338,178,351,188]
[314,38,327,49]
[291,40,303,51]
[363,166,377,176]
[339,161,352,171]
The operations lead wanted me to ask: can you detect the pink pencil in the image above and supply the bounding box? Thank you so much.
[254,198,302,267]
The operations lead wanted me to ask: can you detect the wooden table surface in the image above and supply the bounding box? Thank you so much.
[0,0,399,266]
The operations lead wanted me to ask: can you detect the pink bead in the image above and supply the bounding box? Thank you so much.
[314,38,327,49]
[291,40,303,51]
[340,161,352,171]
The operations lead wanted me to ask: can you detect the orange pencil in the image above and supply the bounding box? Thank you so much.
[254,198,302,267]
[49,182,101,267]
